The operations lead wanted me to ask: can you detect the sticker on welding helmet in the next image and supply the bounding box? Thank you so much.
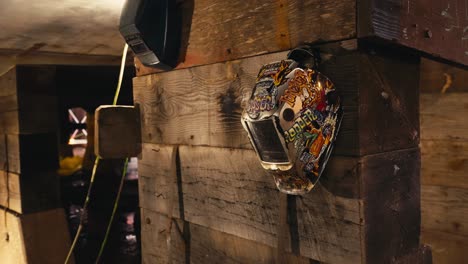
[275,67,342,194]
[241,59,342,195]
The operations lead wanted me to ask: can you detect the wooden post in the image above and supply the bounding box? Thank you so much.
[0,66,72,263]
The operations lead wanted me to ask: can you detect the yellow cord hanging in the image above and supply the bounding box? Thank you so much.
[64,43,130,264]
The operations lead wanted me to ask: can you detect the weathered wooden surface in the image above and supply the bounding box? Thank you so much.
[421,230,468,264]
[0,134,59,175]
[135,0,356,76]
[0,66,58,134]
[355,45,420,155]
[420,58,468,93]
[0,66,60,214]
[139,144,362,264]
[141,208,312,264]
[0,210,27,264]
[139,143,423,263]
[420,93,468,140]
[0,170,60,214]
[95,105,141,159]
[359,0,468,66]
[0,171,21,213]
[0,208,73,264]
[421,140,468,189]
[134,42,420,156]
[419,59,468,264]
[393,245,432,264]
[421,185,468,237]
[362,148,421,263]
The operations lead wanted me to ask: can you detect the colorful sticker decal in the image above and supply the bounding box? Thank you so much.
[246,60,293,119]
[241,59,342,195]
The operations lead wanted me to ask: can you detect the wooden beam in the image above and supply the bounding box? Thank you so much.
[136,40,424,263]
[421,185,468,237]
[421,139,468,189]
[94,105,142,159]
[0,66,58,134]
[394,245,432,264]
[133,41,420,156]
[358,0,468,66]
[420,93,468,141]
[0,208,73,264]
[141,208,313,264]
[0,134,59,175]
[135,0,356,76]
[421,230,468,264]
[139,144,362,264]
[138,143,422,263]
[362,148,421,263]
[419,58,468,94]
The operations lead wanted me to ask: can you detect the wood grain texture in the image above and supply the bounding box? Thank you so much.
[0,67,16,97]
[421,230,468,264]
[139,144,362,264]
[362,148,421,263]
[0,171,21,213]
[420,58,468,94]
[0,208,73,264]
[357,46,420,156]
[20,208,73,264]
[134,42,420,156]
[393,245,432,264]
[141,208,313,264]
[133,51,288,149]
[420,93,468,140]
[0,133,60,213]
[359,0,468,66]
[421,139,468,189]
[95,105,142,159]
[0,66,58,134]
[0,210,27,264]
[139,144,423,263]
[135,0,356,76]
[421,185,468,237]
[0,134,59,175]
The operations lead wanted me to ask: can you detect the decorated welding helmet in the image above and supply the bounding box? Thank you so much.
[241,47,342,195]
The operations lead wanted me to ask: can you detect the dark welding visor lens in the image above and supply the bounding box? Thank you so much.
[246,119,289,163]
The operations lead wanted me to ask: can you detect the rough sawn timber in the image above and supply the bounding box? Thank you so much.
[138,143,422,263]
[141,208,313,264]
[133,40,420,157]
[135,0,356,76]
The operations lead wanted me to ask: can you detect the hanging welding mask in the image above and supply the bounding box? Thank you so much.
[241,47,343,195]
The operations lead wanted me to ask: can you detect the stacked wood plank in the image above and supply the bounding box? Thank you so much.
[419,58,468,264]
[0,66,60,213]
[134,35,430,262]
[0,66,72,263]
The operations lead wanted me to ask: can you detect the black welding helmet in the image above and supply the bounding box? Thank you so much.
[241,47,343,195]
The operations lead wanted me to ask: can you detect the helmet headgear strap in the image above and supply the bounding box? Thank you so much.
[287,45,321,70]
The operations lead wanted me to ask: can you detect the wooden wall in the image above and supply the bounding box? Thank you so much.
[419,59,468,264]
[129,0,467,262]
[133,36,430,262]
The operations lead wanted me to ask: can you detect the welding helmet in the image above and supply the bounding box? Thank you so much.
[241,47,342,195]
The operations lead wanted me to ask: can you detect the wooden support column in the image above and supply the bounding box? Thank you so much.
[0,66,72,263]
[134,38,427,263]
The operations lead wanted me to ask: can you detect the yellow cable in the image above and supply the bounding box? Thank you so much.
[64,43,129,264]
